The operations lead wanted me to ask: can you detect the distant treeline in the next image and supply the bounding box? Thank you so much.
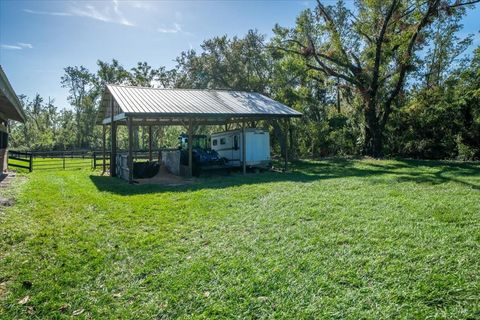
[9,0,480,160]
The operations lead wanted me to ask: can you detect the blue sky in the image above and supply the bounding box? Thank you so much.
[1,0,479,109]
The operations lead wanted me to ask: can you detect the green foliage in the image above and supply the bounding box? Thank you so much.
[8,1,480,160]
[387,47,480,160]
[9,95,66,150]
[1,160,479,318]
[272,0,476,156]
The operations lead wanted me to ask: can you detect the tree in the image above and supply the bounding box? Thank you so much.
[175,30,272,92]
[455,46,480,159]
[94,59,131,99]
[61,66,97,148]
[129,62,159,87]
[420,9,473,88]
[273,0,478,157]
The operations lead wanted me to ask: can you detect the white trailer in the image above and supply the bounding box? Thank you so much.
[211,128,271,169]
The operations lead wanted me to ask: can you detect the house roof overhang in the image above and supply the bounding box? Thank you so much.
[0,66,26,123]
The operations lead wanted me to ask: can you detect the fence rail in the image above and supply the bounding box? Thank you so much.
[8,150,33,172]
[8,149,163,172]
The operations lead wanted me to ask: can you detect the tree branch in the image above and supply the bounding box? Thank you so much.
[306,62,359,86]
[307,36,359,75]
[381,0,442,128]
[371,0,400,103]
[447,0,480,8]
[316,0,351,63]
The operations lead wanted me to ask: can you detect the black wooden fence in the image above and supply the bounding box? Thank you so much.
[7,150,33,172]
[8,150,96,171]
[8,149,162,172]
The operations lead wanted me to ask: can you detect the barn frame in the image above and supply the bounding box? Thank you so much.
[97,85,302,184]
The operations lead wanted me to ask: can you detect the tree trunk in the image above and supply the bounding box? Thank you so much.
[271,121,286,158]
[363,102,383,158]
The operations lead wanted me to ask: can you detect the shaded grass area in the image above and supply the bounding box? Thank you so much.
[0,159,479,319]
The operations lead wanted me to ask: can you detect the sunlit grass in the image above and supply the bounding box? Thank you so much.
[1,159,479,318]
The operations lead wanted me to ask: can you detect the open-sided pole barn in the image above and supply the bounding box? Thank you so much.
[97,85,302,184]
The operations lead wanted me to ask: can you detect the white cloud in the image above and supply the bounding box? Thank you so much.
[157,23,182,34]
[23,1,134,27]
[18,43,33,49]
[1,44,22,50]
[125,1,152,10]
[1,43,33,50]
[112,0,134,27]
[23,9,72,16]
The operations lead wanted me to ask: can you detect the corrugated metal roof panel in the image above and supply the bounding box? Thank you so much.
[104,85,302,119]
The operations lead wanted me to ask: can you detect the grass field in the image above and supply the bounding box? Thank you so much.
[1,159,479,319]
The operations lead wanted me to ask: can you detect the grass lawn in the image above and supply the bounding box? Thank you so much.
[1,159,479,319]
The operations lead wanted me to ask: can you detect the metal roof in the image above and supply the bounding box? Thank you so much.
[0,65,26,123]
[99,85,301,125]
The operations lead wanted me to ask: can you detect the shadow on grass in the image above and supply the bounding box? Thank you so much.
[89,159,480,195]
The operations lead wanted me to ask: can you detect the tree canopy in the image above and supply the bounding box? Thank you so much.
[8,0,480,160]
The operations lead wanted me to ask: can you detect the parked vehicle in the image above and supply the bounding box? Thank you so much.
[211,129,271,169]
[178,134,225,176]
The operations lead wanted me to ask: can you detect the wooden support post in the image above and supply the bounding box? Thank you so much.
[188,120,193,178]
[242,119,246,175]
[158,126,162,163]
[128,117,134,184]
[111,122,117,176]
[110,97,117,177]
[148,125,153,162]
[284,119,289,172]
[102,124,106,173]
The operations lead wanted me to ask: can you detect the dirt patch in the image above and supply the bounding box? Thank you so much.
[0,197,15,206]
[0,172,16,188]
[0,172,19,207]
[0,282,7,299]
[135,165,195,186]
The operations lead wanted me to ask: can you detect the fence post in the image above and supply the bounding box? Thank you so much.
[29,153,33,172]
[93,152,96,169]
[63,151,66,169]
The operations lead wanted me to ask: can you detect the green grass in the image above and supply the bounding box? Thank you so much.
[1,159,479,319]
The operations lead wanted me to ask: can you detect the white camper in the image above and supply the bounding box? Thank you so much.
[211,128,271,169]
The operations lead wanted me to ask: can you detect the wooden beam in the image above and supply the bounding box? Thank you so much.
[242,119,246,175]
[101,112,126,124]
[284,119,289,172]
[102,124,106,174]
[107,115,299,127]
[158,126,163,163]
[127,117,134,184]
[188,119,193,178]
[110,97,117,177]
[148,125,153,161]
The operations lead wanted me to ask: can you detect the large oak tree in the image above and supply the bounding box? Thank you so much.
[273,0,478,156]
